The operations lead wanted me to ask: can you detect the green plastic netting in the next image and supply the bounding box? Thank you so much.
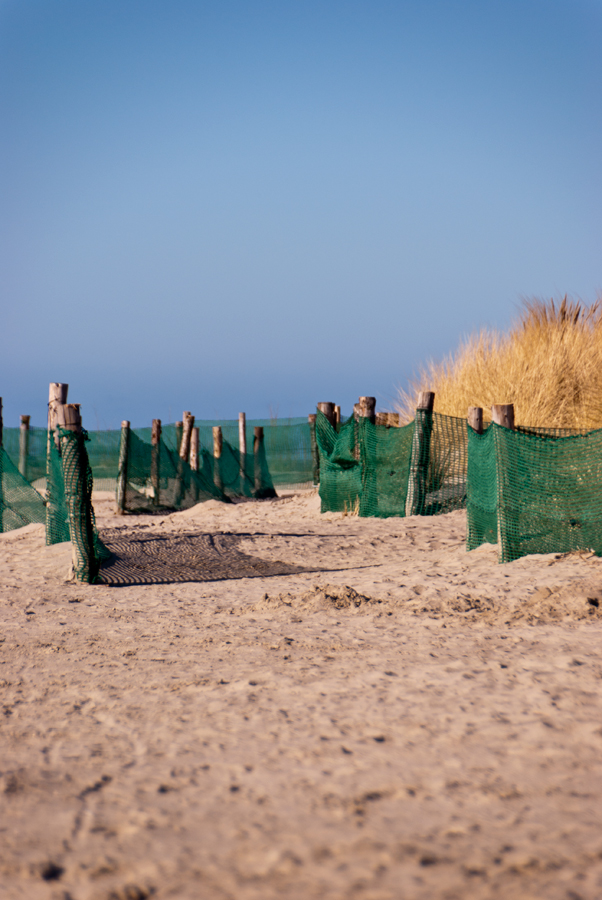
[316,409,468,518]
[467,422,602,563]
[120,427,277,512]
[2,418,314,491]
[0,446,46,532]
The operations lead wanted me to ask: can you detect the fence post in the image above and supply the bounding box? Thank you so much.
[254,426,264,495]
[308,413,319,485]
[334,405,341,429]
[213,425,223,492]
[19,415,30,480]
[239,412,247,492]
[467,406,484,434]
[151,418,162,507]
[190,425,200,502]
[57,403,97,583]
[491,403,516,560]
[491,404,515,430]
[175,420,183,455]
[46,383,69,545]
[317,402,336,428]
[405,391,435,517]
[116,420,130,514]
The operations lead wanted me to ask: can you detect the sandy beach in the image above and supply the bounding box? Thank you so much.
[1,490,602,900]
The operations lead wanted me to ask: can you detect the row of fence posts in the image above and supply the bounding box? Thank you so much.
[115,411,272,513]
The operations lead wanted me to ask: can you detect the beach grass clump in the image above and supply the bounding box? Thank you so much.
[397,296,602,430]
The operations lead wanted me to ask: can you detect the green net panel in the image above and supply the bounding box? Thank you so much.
[46,434,71,544]
[0,446,46,533]
[3,418,314,492]
[317,410,468,518]
[467,423,602,563]
[122,429,226,512]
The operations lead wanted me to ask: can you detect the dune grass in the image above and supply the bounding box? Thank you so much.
[397,296,602,430]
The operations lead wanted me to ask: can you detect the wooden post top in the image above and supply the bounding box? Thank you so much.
[416,391,435,412]
[308,413,317,424]
[151,419,162,444]
[57,404,82,432]
[20,415,30,427]
[491,404,515,430]
[467,406,484,434]
[121,420,130,429]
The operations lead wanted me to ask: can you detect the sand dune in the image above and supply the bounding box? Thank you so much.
[1,490,602,899]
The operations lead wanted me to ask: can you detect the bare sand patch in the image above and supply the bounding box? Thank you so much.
[1,491,602,899]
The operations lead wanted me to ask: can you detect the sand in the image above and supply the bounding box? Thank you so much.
[1,489,602,900]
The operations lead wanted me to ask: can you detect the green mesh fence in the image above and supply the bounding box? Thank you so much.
[2,418,313,491]
[467,423,602,563]
[0,446,46,533]
[317,410,468,518]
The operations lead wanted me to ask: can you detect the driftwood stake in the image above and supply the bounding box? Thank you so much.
[334,405,341,429]
[308,413,319,485]
[239,413,247,492]
[46,383,69,545]
[151,419,162,507]
[179,412,195,460]
[491,404,515,430]
[405,391,435,517]
[254,426,264,495]
[467,407,484,434]
[358,396,376,423]
[19,415,30,480]
[213,425,223,492]
[175,421,183,455]
[317,402,336,428]
[190,426,200,502]
[57,403,97,583]
[116,420,130,515]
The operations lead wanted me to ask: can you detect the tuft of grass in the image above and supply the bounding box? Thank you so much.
[397,296,602,430]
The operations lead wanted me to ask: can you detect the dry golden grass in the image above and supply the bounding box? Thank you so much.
[397,296,602,429]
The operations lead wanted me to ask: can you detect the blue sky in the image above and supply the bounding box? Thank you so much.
[1,0,600,428]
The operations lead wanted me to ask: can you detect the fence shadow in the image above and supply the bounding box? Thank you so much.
[98,528,325,586]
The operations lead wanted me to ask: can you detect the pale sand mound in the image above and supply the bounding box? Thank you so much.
[1,492,602,900]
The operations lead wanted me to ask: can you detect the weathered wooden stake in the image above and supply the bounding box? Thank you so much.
[308,413,319,485]
[254,426,264,494]
[190,426,200,502]
[57,403,97,583]
[175,421,183,454]
[334,405,341,429]
[213,425,223,492]
[387,412,401,427]
[491,404,515,430]
[239,412,247,493]
[151,418,162,507]
[19,415,30,480]
[467,407,484,434]
[358,396,376,423]
[179,412,195,461]
[405,391,435,517]
[317,402,336,428]
[46,383,69,544]
[116,420,130,514]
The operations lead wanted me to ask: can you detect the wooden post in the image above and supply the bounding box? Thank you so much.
[239,412,247,493]
[151,418,161,507]
[387,412,400,427]
[491,403,516,560]
[358,396,376,424]
[190,426,200,502]
[116,420,130,515]
[179,412,195,461]
[175,420,183,455]
[467,407,484,434]
[334,405,341,429]
[491,404,515,430]
[308,413,319,485]
[213,425,223,492]
[405,391,435,517]
[46,383,69,545]
[56,403,97,583]
[254,426,264,494]
[18,415,30,480]
[317,402,336,428]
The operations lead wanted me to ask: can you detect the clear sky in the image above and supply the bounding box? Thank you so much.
[1,0,600,428]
